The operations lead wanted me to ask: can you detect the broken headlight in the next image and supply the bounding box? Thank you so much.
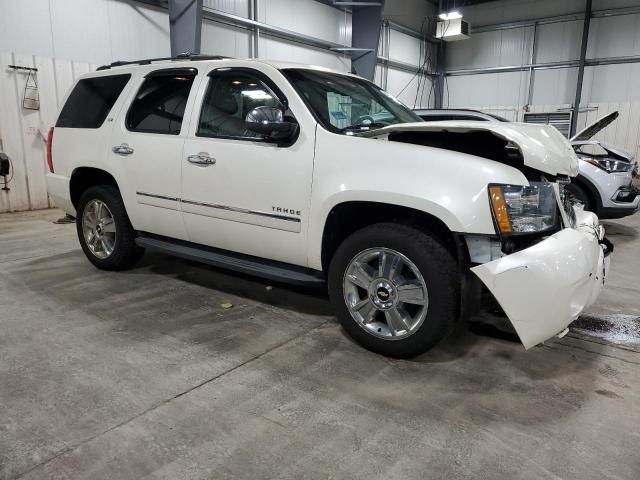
[583,157,634,173]
[488,182,558,234]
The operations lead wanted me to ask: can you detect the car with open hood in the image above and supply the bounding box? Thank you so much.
[415,108,639,219]
[45,57,612,357]
[568,111,639,218]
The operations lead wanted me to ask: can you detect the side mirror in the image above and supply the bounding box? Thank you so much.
[245,106,298,142]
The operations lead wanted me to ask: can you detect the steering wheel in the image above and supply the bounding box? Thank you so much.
[354,115,375,125]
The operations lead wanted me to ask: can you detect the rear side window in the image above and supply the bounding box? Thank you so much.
[126,69,197,135]
[56,74,130,128]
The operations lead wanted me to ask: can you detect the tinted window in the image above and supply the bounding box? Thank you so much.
[56,74,130,128]
[126,70,196,134]
[198,70,284,139]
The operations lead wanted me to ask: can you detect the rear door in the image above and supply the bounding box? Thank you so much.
[109,68,201,240]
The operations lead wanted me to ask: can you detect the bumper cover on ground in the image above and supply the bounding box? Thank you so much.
[45,173,75,215]
[471,211,609,349]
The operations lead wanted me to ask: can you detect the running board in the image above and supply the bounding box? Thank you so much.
[135,234,326,287]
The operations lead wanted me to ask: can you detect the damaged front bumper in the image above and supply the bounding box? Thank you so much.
[471,210,611,349]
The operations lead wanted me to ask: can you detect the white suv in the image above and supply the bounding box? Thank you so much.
[46,56,612,357]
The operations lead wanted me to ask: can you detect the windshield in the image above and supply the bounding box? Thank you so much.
[282,68,421,134]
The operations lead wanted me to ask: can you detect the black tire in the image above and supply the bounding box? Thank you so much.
[328,223,459,358]
[76,185,144,270]
[565,182,593,212]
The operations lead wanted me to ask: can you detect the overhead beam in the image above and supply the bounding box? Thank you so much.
[571,0,592,137]
[169,0,203,56]
[446,55,640,76]
[201,6,350,51]
[350,4,384,80]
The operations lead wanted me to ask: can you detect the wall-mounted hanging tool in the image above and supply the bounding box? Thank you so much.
[8,65,40,110]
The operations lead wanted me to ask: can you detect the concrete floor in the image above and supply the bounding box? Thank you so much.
[1,209,639,480]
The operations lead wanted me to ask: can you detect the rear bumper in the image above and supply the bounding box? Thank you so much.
[45,173,75,216]
[471,210,609,349]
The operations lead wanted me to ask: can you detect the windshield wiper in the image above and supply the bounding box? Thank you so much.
[339,122,388,133]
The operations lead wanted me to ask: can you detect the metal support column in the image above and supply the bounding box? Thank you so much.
[526,22,538,107]
[434,41,446,108]
[249,0,260,58]
[350,4,384,81]
[169,0,203,56]
[570,0,592,137]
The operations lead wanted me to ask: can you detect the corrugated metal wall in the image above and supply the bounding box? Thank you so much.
[0,52,98,213]
[445,0,640,160]
[0,0,170,65]
[0,0,172,213]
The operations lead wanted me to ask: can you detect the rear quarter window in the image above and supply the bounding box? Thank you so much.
[125,69,197,135]
[56,74,131,128]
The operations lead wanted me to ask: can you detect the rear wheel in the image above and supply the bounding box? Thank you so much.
[76,185,144,270]
[565,182,593,212]
[328,223,458,358]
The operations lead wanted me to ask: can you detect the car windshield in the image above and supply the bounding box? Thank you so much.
[282,68,421,134]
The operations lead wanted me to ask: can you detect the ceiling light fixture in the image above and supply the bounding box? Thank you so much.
[438,10,462,20]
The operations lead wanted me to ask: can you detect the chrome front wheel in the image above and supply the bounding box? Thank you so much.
[82,199,116,259]
[343,247,429,340]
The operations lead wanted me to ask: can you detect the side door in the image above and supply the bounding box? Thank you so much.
[110,67,200,241]
[181,67,314,266]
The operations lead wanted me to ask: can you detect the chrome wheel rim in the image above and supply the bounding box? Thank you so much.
[82,199,116,259]
[343,247,429,340]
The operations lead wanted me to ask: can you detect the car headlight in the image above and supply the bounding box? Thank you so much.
[488,182,559,234]
[583,157,634,173]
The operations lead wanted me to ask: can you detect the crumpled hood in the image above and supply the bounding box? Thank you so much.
[360,121,580,177]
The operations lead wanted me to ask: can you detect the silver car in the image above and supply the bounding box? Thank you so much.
[414,109,639,219]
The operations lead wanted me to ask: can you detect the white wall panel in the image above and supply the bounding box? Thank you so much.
[582,63,640,103]
[388,30,422,66]
[0,0,170,64]
[201,20,251,57]
[531,67,578,104]
[445,71,528,109]
[386,68,433,109]
[0,0,56,59]
[258,37,350,72]
[535,20,582,63]
[0,52,97,213]
[447,27,532,70]
[259,0,351,45]
[106,0,170,63]
[374,65,384,88]
[204,0,249,16]
[587,13,640,59]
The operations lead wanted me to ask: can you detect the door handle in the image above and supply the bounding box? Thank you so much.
[187,152,216,166]
[112,143,134,155]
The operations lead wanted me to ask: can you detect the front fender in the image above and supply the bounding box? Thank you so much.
[306,129,529,270]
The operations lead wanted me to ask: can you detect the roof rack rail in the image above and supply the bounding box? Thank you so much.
[96,53,232,71]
